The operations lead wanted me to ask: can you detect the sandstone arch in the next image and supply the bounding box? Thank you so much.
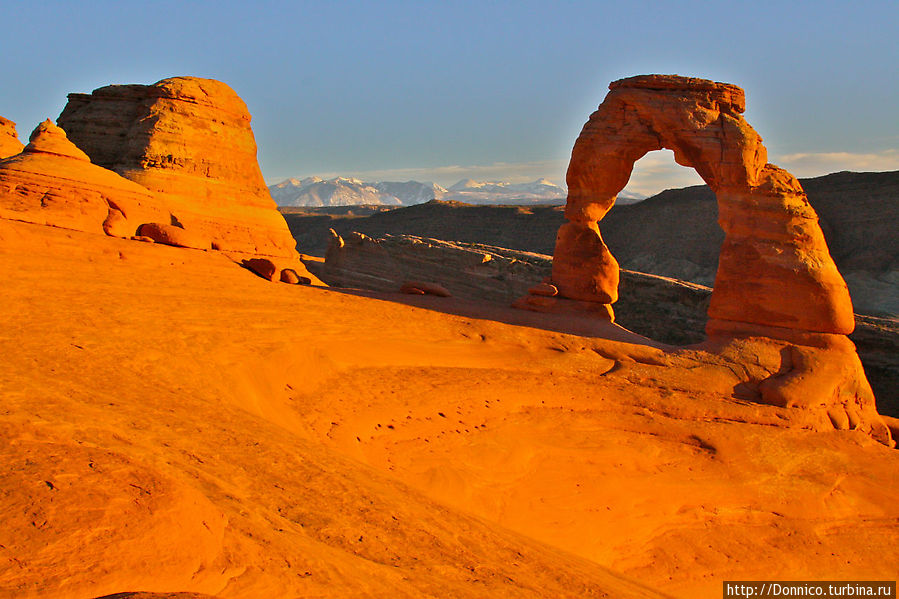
[552,74,854,337]
[523,75,892,446]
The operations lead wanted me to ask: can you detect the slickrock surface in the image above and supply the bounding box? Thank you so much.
[322,230,551,304]
[57,76,299,259]
[0,219,670,599]
[3,218,896,598]
[320,230,711,345]
[0,116,23,158]
[319,231,895,409]
[0,120,159,235]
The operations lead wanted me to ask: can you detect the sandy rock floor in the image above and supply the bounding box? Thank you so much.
[1,219,896,598]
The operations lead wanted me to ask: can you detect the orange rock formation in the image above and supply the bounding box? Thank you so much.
[0,120,158,235]
[57,76,299,259]
[520,74,890,445]
[0,116,23,158]
[556,75,852,332]
[1,78,320,283]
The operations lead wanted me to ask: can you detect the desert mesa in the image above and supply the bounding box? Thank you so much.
[0,74,896,599]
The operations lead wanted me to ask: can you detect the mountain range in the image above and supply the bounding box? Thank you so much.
[269,176,648,207]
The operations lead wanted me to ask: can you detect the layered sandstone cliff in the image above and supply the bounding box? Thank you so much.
[57,76,298,258]
[0,120,159,235]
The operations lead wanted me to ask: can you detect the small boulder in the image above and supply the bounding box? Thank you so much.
[243,258,277,281]
[528,282,558,297]
[400,284,427,295]
[136,222,207,249]
[280,268,311,285]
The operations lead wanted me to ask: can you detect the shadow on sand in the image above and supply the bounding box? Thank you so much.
[318,284,673,351]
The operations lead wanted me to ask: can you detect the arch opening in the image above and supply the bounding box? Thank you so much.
[625,149,705,200]
[600,150,716,346]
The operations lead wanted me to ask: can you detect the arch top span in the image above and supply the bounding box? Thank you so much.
[609,74,746,112]
[565,74,767,225]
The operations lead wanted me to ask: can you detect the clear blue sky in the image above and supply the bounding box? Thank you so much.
[2,0,897,192]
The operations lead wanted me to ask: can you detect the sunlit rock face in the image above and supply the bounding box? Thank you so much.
[0,116,24,158]
[0,120,158,235]
[57,76,299,258]
[532,74,890,446]
[557,74,853,334]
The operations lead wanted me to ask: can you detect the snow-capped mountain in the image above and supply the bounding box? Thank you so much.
[443,178,647,204]
[442,178,566,203]
[269,177,446,207]
[270,176,646,207]
[615,189,648,204]
[374,181,447,205]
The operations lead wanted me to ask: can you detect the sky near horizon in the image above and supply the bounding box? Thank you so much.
[2,0,898,194]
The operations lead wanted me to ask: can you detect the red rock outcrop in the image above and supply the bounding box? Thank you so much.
[0,120,159,235]
[243,257,278,281]
[552,74,852,335]
[57,76,298,259]
[279,268,310,285]
[0,116,24,158]
[136,222,209,249]
[525,74,890,445]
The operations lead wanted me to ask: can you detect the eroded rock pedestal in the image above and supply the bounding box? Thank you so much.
[57,76,299,259]
[522,74,891,445]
